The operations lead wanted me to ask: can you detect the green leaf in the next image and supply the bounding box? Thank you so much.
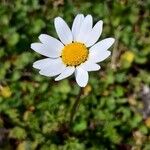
[73,120,87,132]
[9,127,27,140]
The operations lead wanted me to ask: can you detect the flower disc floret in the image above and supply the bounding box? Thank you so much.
[61,42,88,66]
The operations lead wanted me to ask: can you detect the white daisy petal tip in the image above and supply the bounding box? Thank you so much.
[75,67,89,87]
[75,14,93,43]
[33,58,66,77]
[54,78,59,81]
[38,34,49,42]
[94,64,101,71]
[54,16,73,45]
[96,20,103,26]
[31,43,37,49]
[32,62,39,69]
[72,14,84,41]
[108,37,115,45]
[30,43,43,54]
[106,51,111,60]
[38,34,44,40]
[76,14,84,17]
[97,20,103,28]
[100,20,103,24]
[85,20,103,47]
[54,16,61,21]
[86,14,92,19]
[99,20,103,29]
[80,61,101,72]
[54,66,75,81]
[39,70,48,77]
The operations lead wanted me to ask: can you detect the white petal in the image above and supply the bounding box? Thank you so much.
[89,50,110,63]
[54,17,73,45]
[75,15,93,43]
[33,58,55,69]
[33,58,66,77]
[75,67,89,87]
[31,43,50,58]
[89,38,115,63]
[84,20,103,47]
[90,38,115,52]
[38,34,64,57]
[72,14,84,41]
[31,41,63,58]
[80,61,101,71]
[89,50,111,63]
[55,66,75,81]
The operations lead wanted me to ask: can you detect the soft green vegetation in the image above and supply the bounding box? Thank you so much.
[0,0,150,149]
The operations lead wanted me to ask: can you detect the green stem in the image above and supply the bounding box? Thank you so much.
[69,87,83,126]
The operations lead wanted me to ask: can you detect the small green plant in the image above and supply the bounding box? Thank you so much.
[0,0,150,149]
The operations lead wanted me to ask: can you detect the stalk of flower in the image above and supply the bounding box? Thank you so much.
[31,14,115,124]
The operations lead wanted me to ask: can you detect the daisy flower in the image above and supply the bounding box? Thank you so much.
[31,14,115,87]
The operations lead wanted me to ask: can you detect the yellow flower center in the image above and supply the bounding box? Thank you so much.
[61,42,88,66]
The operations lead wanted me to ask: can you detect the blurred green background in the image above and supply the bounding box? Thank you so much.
[0,0,150,149]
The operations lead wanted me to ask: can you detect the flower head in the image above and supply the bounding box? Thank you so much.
[31,14,115,87]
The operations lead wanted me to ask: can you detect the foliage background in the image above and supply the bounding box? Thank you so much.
[0,0,150,149]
